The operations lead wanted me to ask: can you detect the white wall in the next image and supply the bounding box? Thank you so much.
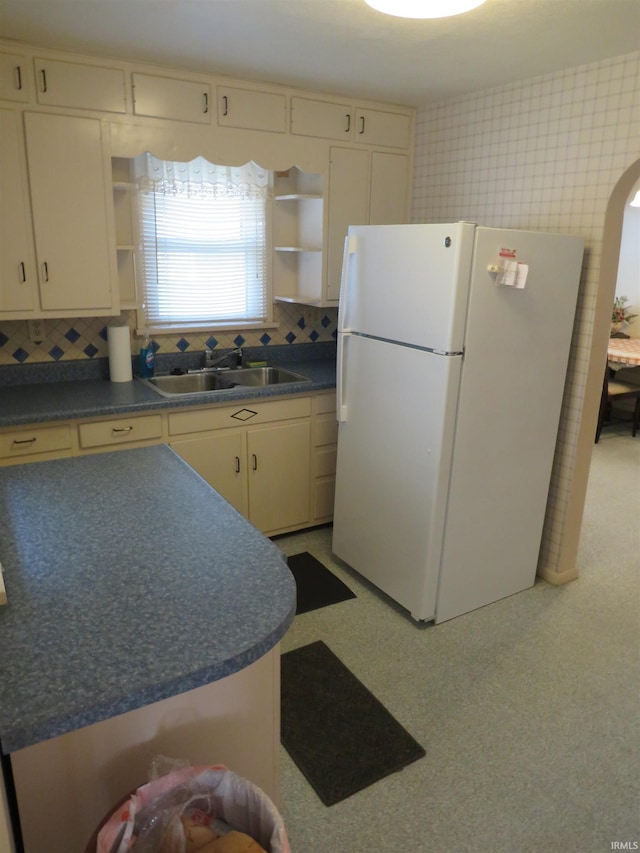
[411,51,640,579]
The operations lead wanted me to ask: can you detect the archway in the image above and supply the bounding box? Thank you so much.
[557,157,640,575]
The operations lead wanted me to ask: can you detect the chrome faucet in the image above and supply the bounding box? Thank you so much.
[203,347,243,370]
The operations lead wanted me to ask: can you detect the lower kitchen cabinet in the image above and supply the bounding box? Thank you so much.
[169,396,312,536]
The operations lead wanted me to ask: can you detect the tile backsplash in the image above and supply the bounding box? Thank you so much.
[0,302,338,366]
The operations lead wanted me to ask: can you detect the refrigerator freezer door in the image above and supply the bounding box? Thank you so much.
[332,333,462,621]
[434,227,584,623]
[340,222,476,352]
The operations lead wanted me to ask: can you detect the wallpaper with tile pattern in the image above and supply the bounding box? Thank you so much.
[0,302,338,366]
[411,51,640,577]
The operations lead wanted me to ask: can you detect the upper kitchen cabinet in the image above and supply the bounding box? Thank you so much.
[0,109,38,315]
[23,111,118,316]
[0,52,29,103]
[354,108,411,149]
[33,57,126,113]
[217,86,287,133]
[290,97,353,142]
[132,72,211,123]
[291,96,413,150]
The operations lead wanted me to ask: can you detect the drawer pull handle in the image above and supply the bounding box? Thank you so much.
[235,456,241,474]
[41,262,49,282]
[252,453,258,471]
[203,91,208,114]
[345,113,351,133]
[112,426,133,434]
[12,437,37,446]
[359,115,365,135]
[40,68,47,93]
[15,65,22,91]
[19,262,26,283]
[223,95,228,116]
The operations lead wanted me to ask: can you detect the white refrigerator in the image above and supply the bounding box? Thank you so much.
[332,222,584,623]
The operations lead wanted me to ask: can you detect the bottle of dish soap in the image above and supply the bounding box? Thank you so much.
[139,333,155,378]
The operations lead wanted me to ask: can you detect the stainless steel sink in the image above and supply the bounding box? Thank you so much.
[141,366,310,398]
[229,367,310,387]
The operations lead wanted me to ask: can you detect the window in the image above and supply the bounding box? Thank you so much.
[135,154,271,332]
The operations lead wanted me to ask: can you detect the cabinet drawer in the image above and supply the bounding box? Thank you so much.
[315,446,337,478]
[169,397,311,436]
[78,414,162,448]
[313,392,336,415]
[0,424,71,459]
[315,413,338,447]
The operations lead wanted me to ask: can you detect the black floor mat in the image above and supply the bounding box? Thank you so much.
[281,640,426,805]
[287,552,356,614]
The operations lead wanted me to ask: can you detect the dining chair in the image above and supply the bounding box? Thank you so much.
[595,375,640,442]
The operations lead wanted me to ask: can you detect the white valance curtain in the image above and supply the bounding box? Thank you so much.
[134,153,269,199]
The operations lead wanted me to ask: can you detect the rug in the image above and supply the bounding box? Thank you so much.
[280,640,426,805]
[286,552,356,614]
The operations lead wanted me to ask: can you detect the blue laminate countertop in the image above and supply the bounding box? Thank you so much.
[0,358,336,428]
[0,445,296,753]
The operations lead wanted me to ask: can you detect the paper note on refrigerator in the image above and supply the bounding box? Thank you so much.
[496,260,528,289]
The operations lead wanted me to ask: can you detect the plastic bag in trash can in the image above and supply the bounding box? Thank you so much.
[96,764,290,853]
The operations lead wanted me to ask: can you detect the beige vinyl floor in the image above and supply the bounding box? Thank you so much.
[273,420,640,853]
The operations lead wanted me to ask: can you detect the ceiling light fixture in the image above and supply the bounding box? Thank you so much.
[364,0,487,19]
[630,190,640,207]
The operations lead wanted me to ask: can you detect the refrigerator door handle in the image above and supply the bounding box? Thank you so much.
[338,234,357,335]
[337,331,349,422]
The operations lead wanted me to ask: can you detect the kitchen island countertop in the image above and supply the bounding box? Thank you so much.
[0,444,296,754]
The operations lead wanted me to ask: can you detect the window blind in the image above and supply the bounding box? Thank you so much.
[136,154,269,331]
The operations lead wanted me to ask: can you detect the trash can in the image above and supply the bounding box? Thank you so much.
[86,765,290,853]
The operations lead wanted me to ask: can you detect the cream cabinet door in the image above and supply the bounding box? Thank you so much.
[33,57,126,113]
[170,431,246,515]
[0,52,29,102]
[248,421,311,533]
[354,108,412,149]
[0,110,38,315]
[24,111,118,315]
[326,147,370,303]
[132,73,211,123]
[290,97,353,141]
[217,86,286,133]
[369,152,410,225]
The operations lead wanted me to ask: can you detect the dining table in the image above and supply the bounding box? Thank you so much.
[607,336,640,371]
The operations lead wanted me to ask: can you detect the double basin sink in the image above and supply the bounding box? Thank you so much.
[141,366,311,398]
